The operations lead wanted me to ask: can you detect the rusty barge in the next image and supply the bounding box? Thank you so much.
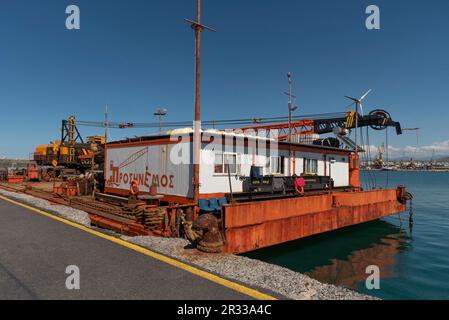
[0,109,412,254]
[97,108,411,254]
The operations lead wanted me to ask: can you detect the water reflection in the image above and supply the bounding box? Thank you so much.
[307,229,409,289]
[245,219,410,290]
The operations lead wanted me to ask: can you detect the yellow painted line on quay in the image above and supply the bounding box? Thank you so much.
[0,194,276,300]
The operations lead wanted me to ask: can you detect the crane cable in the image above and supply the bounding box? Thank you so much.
[365,126,377,188]
[385,127,390,189]
[359,126,372,190]
[363,125,376,189]
[355,107,375,190]
[73,112,348,130]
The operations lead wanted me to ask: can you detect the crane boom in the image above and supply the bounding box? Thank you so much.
[237,109,402,140]
[71,109,402,141]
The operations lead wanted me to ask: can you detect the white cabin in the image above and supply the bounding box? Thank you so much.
[105,130,351,202]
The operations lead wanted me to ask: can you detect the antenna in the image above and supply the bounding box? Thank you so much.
[154,107,168,133]
[284,72,299,175]
[104,104,109,143]
[284,72,299,143]
[344,89,372,155]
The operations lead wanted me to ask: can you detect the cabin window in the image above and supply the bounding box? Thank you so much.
[269,156,285,174]
[304,158,318,174]
[214,153,224,173]
[265,156,285,175]
[214,153,238,174]
[224,154,237,174]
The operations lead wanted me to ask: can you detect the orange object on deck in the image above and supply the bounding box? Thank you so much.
[7,176,24,183]
[130,180,139,195]
[66,185,77,197]
[348,154,360,189]
[53,185,64,195]
[27,162,40,181]
[52,184,77,197]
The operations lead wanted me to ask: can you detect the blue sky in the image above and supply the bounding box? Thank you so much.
[0,0,448,159]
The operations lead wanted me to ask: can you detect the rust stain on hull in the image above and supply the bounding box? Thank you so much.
[223,189,407,254]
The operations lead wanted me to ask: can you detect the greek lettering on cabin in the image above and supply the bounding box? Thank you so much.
[145,166,151,187]
[107,162,174,189]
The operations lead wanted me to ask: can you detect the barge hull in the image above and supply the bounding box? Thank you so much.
[223,189,406,254]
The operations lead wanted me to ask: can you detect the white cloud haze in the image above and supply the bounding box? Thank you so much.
[364,139,449,160]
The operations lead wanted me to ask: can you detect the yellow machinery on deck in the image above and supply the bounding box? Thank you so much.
[33,116,105,171]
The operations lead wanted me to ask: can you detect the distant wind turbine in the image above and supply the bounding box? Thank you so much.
[344,89,372,155]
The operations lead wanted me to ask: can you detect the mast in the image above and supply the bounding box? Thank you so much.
[355,102,359,158]
[287,72,293,175]
[193,0,202,205]
[186,0,215,204]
